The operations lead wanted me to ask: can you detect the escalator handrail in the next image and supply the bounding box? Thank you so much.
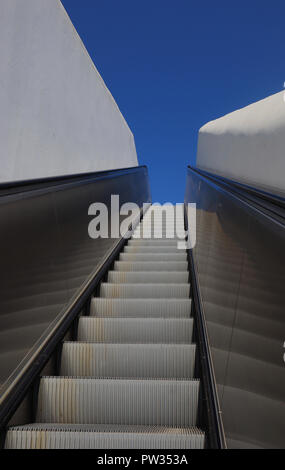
[189,166,285,223]
[0,165,148,197]
[0,203,148,430]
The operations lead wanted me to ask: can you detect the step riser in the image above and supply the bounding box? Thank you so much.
[120,254,187,262]
[134,226,185,229]
[128,240,180,246]
[60,343,196,379]
[78,318,194,343]
[107,272,189,284]
[100,283,190,299]
[36,378,200,427]
[114,261,188,272]
[134,233,186,237]
[124,246,183,254]
[5,429,205,449]
[90,298,192,318]
[131,237,186,242]
[134,230,186,235]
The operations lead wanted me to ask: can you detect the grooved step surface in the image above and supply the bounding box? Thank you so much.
[114,261,188,272]
[128,239,180,246]
[36,377,200,426]
[132,235,186,241]
[77,318,194,343]
[124,246,183,254]
[100,283,190,298]
[120,253,187,262]
[107,271,189,284]
[5,424,205,449]
[60,343,196,379]
[90,298,192,318]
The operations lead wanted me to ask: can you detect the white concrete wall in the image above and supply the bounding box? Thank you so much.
[0,0,138,183]
[196,91,285,194]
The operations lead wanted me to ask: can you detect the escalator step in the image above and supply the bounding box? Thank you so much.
[36,377,200,427]
[107,271,189,284]
[100,283,190,298]
[114,261,188,272]
[120,253,187,262]
[131,234,186,241]
[128,239,180,246]
[77,317,193,343]
[90,298,192,318]
[60,343,196,379]
[5,424,205,449]
[124,246,183,254]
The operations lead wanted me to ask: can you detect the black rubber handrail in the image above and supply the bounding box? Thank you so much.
[189,166,285,222]
[0,165,147,197]
[189,165,285,205]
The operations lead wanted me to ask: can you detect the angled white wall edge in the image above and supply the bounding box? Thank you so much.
[0,0,138,183]
[196,90,285,195]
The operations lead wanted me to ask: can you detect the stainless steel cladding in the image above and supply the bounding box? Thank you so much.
[0,166,151,392]
[185,167,285,449]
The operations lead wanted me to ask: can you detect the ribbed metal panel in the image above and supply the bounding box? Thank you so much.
[134,228,186,234]
[128,239,179,246]
[100,283,190,299]
[77,318,194,343]
[132,230,186,237]
[138,219,185,223]
[134,222,185,228]
[60,343,196,379]
[137,229,185,232]
[124,246,183,254]
[36,377,200,427]
[114,261,188,272]
[90,298,192,318]
[107,271,189,284]
[120,253,187,262]
[5,424,205,449]
[131,235,186,241]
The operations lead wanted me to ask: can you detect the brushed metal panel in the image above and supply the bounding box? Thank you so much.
[185,167,285,449]
[0,167,150,393]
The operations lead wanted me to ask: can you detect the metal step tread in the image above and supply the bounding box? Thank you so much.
[124,246,184,253]
[114,261,188,272]
[100,283,190,298]
[5,424,205,449]
[60,342,196,378]
[77,317,194,343]
[107,271,189,284]
[128,239,181,246]
[36,377,200,427]
[120,253,187,262]
[90,298,192,318]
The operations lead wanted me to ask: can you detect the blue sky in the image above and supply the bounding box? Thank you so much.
[62,0,285,203]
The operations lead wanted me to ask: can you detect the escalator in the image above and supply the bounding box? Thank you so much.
[1,165,284,449]
[4,205,207,449]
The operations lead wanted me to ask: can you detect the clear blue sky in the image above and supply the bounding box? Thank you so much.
[62,0,285,203]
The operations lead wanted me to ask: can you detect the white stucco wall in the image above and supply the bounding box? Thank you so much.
[196,91,285,194]
[0,0,138,183]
